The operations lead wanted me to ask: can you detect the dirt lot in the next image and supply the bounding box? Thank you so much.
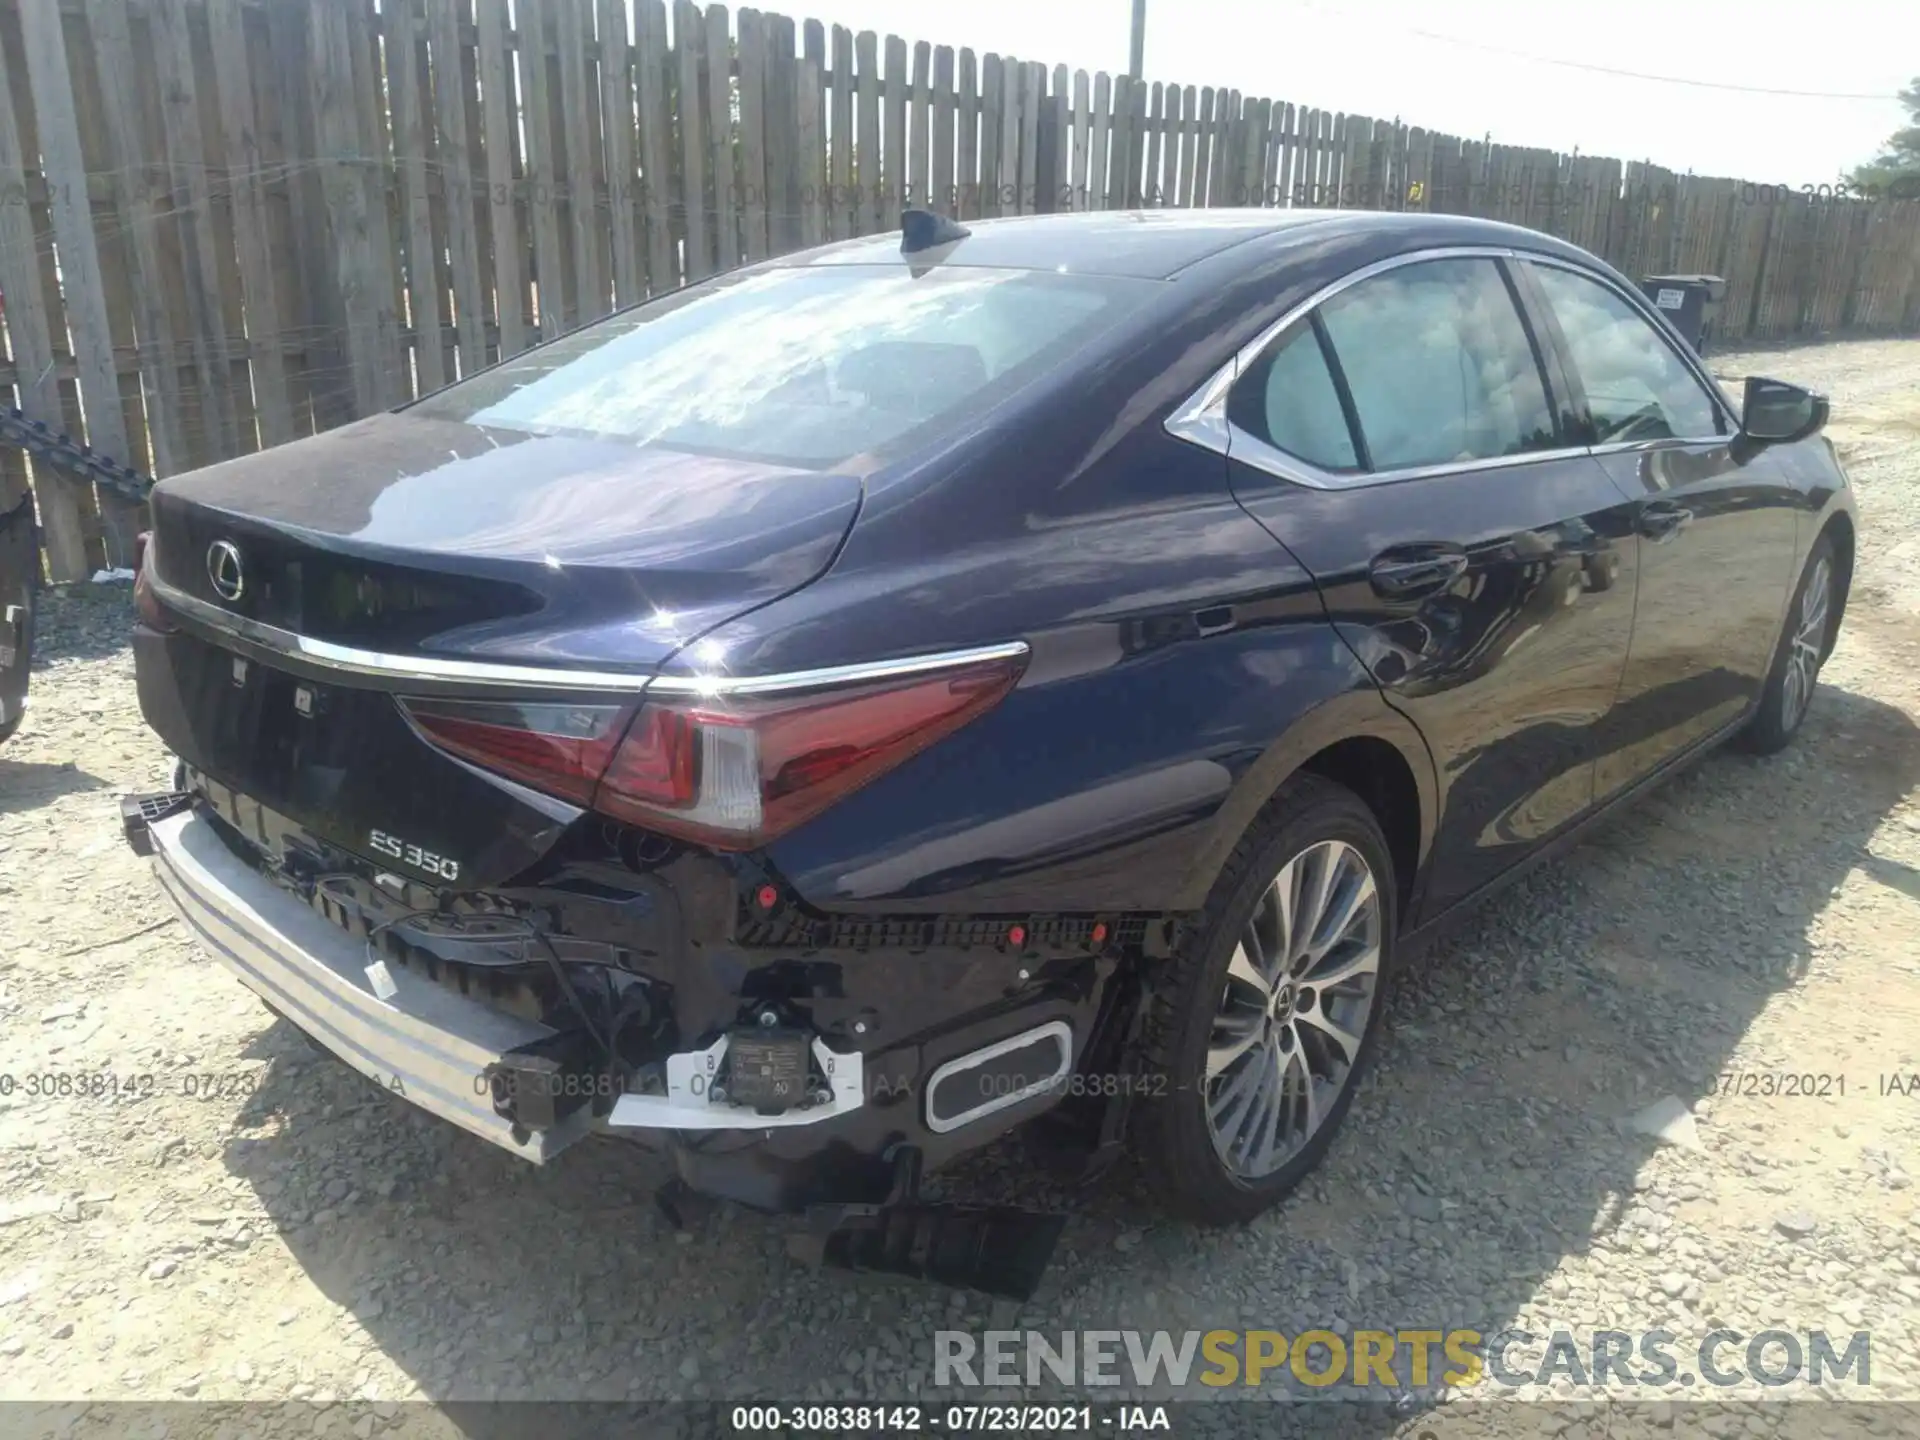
[3,337,1920,1432]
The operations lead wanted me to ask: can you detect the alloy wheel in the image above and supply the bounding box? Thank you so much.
[1781,556,1832,731]
[1203,838,1382,1180]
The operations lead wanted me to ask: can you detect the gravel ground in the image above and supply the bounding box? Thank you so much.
[2,337,1919,1435]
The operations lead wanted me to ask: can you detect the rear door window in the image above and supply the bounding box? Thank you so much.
[1226,321,1360,472]
[1315,257,1560,471]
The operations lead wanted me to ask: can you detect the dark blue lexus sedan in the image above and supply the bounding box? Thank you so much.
[124,207,1852,1295]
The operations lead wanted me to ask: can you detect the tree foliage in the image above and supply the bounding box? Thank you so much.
[1849,78,1920,198]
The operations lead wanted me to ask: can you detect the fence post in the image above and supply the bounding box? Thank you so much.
[18,0,136,566]
[0,23,89,580]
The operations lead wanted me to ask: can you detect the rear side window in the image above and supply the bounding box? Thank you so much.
[1527,264,1723,443]
[409,267,1142,468]
[1226,321,1359,471]
[1317,257,1558,470]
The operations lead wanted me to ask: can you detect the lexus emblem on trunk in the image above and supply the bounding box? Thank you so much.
[207,540,246,602]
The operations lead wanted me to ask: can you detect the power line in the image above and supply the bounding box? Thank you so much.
[1400,26,1902,100]
[1288,0,1901,101]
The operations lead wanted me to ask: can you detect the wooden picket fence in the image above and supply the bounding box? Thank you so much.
[3,0,1920,581]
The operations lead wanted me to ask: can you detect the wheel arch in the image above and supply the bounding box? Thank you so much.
[1814,506,1854,662]
[1172,686,1437,927]
[1297,735,1424,922]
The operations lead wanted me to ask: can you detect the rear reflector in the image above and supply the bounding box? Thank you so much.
[133,529,177,633]
[398,650,1025,850]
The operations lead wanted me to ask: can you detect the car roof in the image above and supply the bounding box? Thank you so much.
[782,208,1599,281]
[786,209,1352,279]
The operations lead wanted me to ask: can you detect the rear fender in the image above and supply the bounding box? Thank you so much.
[1170,683,1438,918]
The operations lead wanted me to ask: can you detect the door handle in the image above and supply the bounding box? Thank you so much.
[1369,548,1468,601]
[1638,501,1693,542]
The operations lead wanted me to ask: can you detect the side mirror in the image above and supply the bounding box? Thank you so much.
[1740,376,1828,445]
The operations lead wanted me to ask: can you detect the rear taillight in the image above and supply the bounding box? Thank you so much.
[398,699,629,805]
[133,530,177,633]
[397,651,1024,851]
[597,658,1023,847]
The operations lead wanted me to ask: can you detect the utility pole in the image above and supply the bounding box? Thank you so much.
[1129,0,1146,79]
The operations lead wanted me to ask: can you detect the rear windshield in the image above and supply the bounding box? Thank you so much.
[409,266,1146,467]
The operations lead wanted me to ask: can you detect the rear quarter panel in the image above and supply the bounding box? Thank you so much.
[753,501,1433,914]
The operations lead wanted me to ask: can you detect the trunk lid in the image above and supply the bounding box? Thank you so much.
[137,627,581,888]
[148,412,862,668]
[139,412,862,886]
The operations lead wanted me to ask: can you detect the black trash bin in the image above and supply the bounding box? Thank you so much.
[1639,274,1726,356]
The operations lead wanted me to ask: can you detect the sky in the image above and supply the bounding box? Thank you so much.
[771,0,1916,189]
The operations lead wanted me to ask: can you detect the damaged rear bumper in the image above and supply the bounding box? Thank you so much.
[143,803,1120,1210]
[148,807,882,1162]
[149,807,598,1161]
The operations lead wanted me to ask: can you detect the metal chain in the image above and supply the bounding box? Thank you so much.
[0,405,155,508]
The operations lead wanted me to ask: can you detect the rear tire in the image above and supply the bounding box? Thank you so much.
[1738,535,1839,756]
[1132,774,1395,1225]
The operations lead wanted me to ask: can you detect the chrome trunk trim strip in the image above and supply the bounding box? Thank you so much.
[147,572,1028,697]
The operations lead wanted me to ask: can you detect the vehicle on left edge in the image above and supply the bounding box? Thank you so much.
[0,486,35,747]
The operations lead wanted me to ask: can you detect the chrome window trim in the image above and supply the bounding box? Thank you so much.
[147,572,1029,697]
[1587,436,1729,458]
[1162,242,1734,489]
